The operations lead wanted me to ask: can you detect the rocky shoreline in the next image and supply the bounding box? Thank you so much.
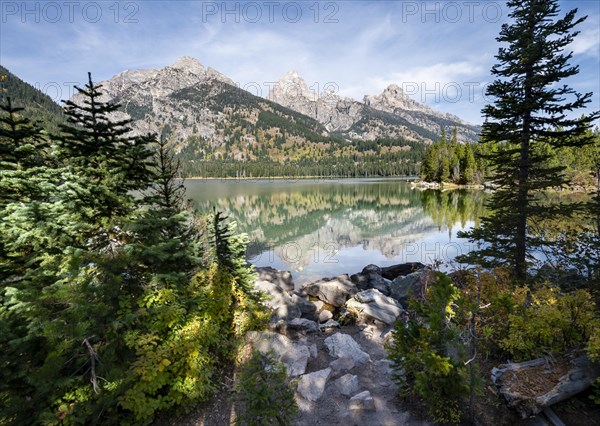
[249,262,435,425]
[411,180,485,190]
[412,179,599,193]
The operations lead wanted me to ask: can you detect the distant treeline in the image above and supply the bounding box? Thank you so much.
[178,136,427,178]
[420,129,486,184]
[420,127,600,187]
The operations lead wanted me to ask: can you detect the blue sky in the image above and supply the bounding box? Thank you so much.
[1,0,598,124]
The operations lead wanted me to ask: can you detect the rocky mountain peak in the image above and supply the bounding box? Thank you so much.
[271,70,315,102]
[280,70,303,83]
[383,84,407,98]
[171,55,205,75]
[363,84,426,114]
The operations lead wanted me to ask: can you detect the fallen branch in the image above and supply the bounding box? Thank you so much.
[82,338,101,394]
[491,351,600,418]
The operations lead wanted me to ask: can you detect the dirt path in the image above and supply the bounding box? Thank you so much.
[291,324,431,426]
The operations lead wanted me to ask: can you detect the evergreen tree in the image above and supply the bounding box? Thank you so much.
[0,76,156,424]
[126,134,200,277]
[461,143,477,184]
[0,97,46,169]
[440,156,451,183]
[0,96,100,424]
[58,73,154,232]
[1,78,267,425]
[448,128,461,182]
[459,0,599,279]
[421,144,439,182]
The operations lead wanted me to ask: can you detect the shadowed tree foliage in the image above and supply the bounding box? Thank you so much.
[1,76,266,425]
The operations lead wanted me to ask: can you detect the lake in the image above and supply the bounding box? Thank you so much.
[185,178,488,285]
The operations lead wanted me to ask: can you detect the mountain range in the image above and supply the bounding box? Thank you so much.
[268,69,478,143]
[90,56,479,144]
[2,57,481,177]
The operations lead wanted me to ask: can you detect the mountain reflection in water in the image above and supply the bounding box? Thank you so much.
[185,178,487,284]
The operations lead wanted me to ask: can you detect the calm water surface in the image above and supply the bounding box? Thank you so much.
[185,178,488,285]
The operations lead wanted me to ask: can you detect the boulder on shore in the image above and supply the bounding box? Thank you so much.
[388,269,433,306]
[336,374,359,397]
[345,289,404,325]
[287,318,319,333]
[324,333,371,366]
[349,390,376,411]
[301,275,358,307]
[380,262,426,281]
[255,266,295,292]
[350,272,391,295]
[254,280,301,321]
[297,368,332,401]
[291,292,318,322]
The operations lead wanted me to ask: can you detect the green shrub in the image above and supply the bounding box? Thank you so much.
[588,327,600,405]
[117,217,269,423]
[387,272,471,424]
[500,286,598,361]
[468,267,520,359]
[234,350,297,426]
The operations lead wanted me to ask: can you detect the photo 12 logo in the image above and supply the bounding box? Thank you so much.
[1,1,140,24]
[401,1,503,24]
[400,81,493,104]
[21,81,82,103]
[201,1,340,24]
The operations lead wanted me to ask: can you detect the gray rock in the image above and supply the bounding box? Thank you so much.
[389,269,433,305]
[287,318,319,333]
[324,333,371,365]
[312,300,324,312]
[309,344,318,359]
[335,374,359,396]
[254,280,301,321]
[297,368,332,401]
[375,359,395,375]
[301,275,358,307]
[292,293,319,322]
[349,390,375,411]
[318,309,333,323]
[383,329,395,347]
[370,274,392,295]
[380,262,426,280]
[350,273,371,291]
[362,264,382,275]
[255,266,294,291]
[351,272,391,295]
[319,319,341,330]
[345,289,404,325]
[246,331,309,376]
[330,356,355,377]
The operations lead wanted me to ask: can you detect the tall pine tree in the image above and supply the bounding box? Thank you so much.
[58,73,154,235]
[459,0,599,279]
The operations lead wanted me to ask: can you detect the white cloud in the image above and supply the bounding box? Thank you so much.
[1,0,597,126]
[571,28,600,56]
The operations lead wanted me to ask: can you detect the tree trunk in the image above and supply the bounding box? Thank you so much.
[515,122,530,280]
[515,56,534,281]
